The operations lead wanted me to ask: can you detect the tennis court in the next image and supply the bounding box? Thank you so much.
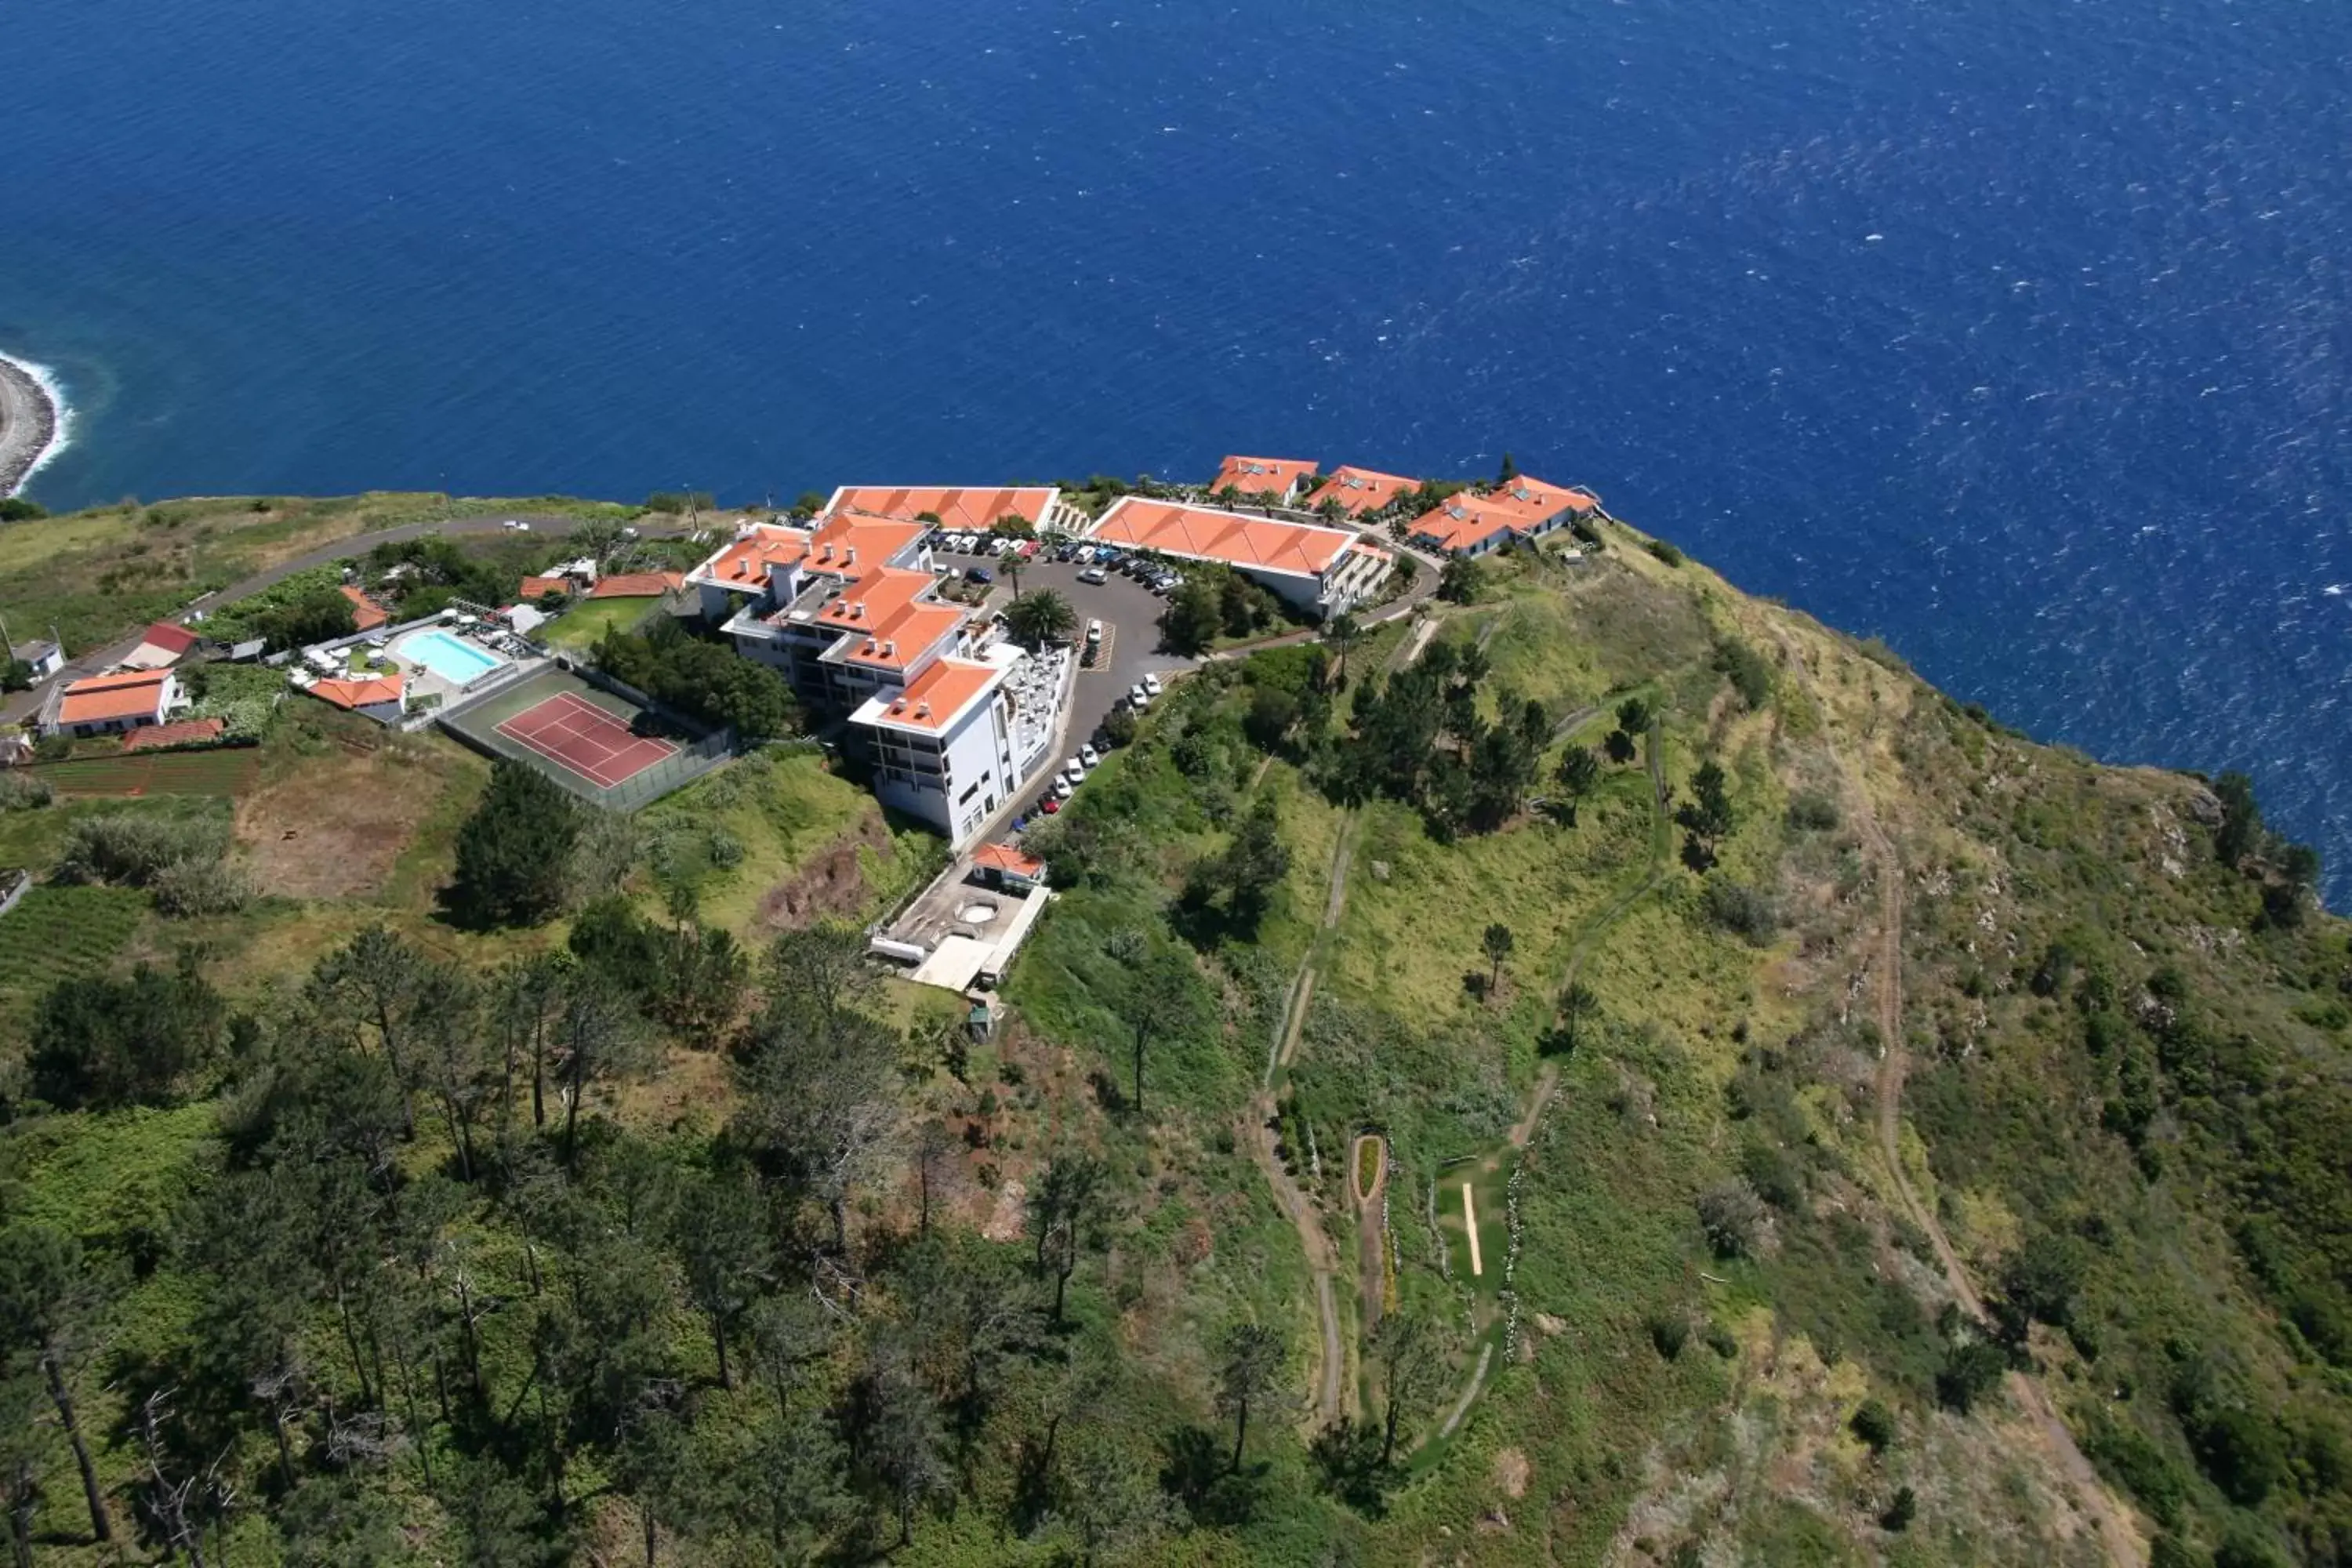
[438,663,731,808]
[494,691,678,789]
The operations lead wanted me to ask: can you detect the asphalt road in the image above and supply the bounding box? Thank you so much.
[0,510,649,725]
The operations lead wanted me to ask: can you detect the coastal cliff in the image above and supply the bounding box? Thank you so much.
[0,489,2343,1567]
[0,352,62,496]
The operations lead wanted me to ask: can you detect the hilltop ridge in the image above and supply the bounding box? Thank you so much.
[0,488,2344,1567]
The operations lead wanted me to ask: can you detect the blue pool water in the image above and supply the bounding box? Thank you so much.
[401,630,503,685]
[2,0,2347,896]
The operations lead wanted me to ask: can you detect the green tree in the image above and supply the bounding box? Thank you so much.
[1555,981,1600,1055]
[1373,1299,1446,1464]
[452,760,583,927]
[1497,451,1519,484]
[1214,793,1291,930]
[674,1167,772,1388]
[860,1339,951,1546]
[1027,1153,1105,1327]
[278,1476,405,1567]
[1115,945,1196,1115]
[1004,588,1076,648]
[1481,923,1514,998]
[2213,770,2263,866]
[1555,744,1599,803]
[1243,685,1300,753]
[0,1224,112,1544]
[1214,1321,1289,1472]
[25,950,226,1111]
[552,971,652,1171]
[1436,557,1485,604]
[1159,577,1223,655]
[1321,612,1362,684]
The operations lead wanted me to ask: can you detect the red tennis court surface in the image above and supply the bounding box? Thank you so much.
[494,691,678,789]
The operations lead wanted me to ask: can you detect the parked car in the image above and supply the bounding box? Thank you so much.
[1077,566,1108,585]
[1064,757,1085,780]
[965,566,994,583]
[1151,574,1176,593]
[1080,743,1100,768]
[1040,796,1062,815]
[1054,776,1074,800]
[1142,673,1162,697]
[1016,539,1040,559]
[1085,619,1103,643]
[1128,683,1151,709]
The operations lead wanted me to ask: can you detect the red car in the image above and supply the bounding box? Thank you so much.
[1040,796,1062,815]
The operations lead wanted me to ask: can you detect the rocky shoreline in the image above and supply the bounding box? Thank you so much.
[0,352,64,497]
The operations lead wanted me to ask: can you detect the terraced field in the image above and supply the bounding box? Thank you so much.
[31,748,262,798]
[0,883,148,1005]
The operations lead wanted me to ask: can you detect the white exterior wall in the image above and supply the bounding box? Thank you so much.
[866,690,1015,848]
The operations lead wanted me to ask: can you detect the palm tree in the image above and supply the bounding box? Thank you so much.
[1004,589,1076,650]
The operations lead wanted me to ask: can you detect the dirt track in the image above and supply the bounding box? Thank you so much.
[1787,628,2144,1568]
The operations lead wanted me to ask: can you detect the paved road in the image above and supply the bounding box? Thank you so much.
[0,510,645,725]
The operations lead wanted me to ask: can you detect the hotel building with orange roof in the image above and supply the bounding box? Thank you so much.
[1408,475,1599,557]
[1301,465,1420,517]
[686,488,1069,845]
[1083,497,1392,617]
[1209,456,1319,505]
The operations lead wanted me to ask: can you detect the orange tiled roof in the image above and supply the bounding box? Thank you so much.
[869,657,1000,732]
[1407,495,1518,554]
[829,486,1057,534]
[58,670,174,725]
[693,522,816,589]
[308,673,406,711]
[973,842,1046,878]
[339,584,390,632]
[1091,498,1355,577]
[521,574,573,599]
[590,572,684,599]
[1303,466,1418,516]
[136,622,200,655]
[1211,456,1319,497]
[1480,476,1599,521]
[805,513,929,572]
[121,717,225,752]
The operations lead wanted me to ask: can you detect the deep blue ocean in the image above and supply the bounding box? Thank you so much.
[4,0,2347,898]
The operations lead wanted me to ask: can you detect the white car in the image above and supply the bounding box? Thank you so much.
[1086,619,1103,643]
[1142,672,1163,697]
[1080,743,1100,768]
[1128,684,1151,710]
[1064,756,1085,780]
[501,518,527,531]
[1054,775,1075,800]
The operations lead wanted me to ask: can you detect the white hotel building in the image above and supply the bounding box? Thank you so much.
[685,488,1070,846]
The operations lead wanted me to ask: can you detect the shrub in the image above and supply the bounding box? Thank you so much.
[1714,637,1772,710]
[0,497,49,521]
[1702,877,1779,945]
[1850,1399,1896,1455]
[0,771,52,811]
[1647,1313,1690,1360]
[25,953,228,1110]
[151,856,253,917]
[56,813,232,888]
[452,760,583,927]
[1934,1334,2008,1413]
[1697,1179,1766,1258]
[1878,1486,1915,1532]
[1785,791,1840,831]
[1646,538,1685,568]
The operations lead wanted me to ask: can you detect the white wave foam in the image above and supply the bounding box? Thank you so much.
[0,350,74,495]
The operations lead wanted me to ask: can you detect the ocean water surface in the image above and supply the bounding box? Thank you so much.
[3,0,2347,896]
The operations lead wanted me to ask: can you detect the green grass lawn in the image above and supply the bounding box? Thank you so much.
[539,593,659,652]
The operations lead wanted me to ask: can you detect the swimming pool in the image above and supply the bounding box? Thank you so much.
[401,629,504,684]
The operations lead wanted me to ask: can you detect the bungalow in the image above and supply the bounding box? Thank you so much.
[302,672,408,725]
[339,584,390,633]
[121,621,201,670]
[55,668,184,738]
[1302,466,1418,518]
[519,574,574,602]
[1210,456,1319,506]
[1083,497,1389,617]
[971,841,1047,895]
[1408,476,1600,557]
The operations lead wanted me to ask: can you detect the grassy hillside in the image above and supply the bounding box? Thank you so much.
[0,499,2343,1568]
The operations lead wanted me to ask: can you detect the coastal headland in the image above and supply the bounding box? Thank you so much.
[0,351,64,496]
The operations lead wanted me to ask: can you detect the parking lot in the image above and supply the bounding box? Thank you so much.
[927,536,1197,817]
